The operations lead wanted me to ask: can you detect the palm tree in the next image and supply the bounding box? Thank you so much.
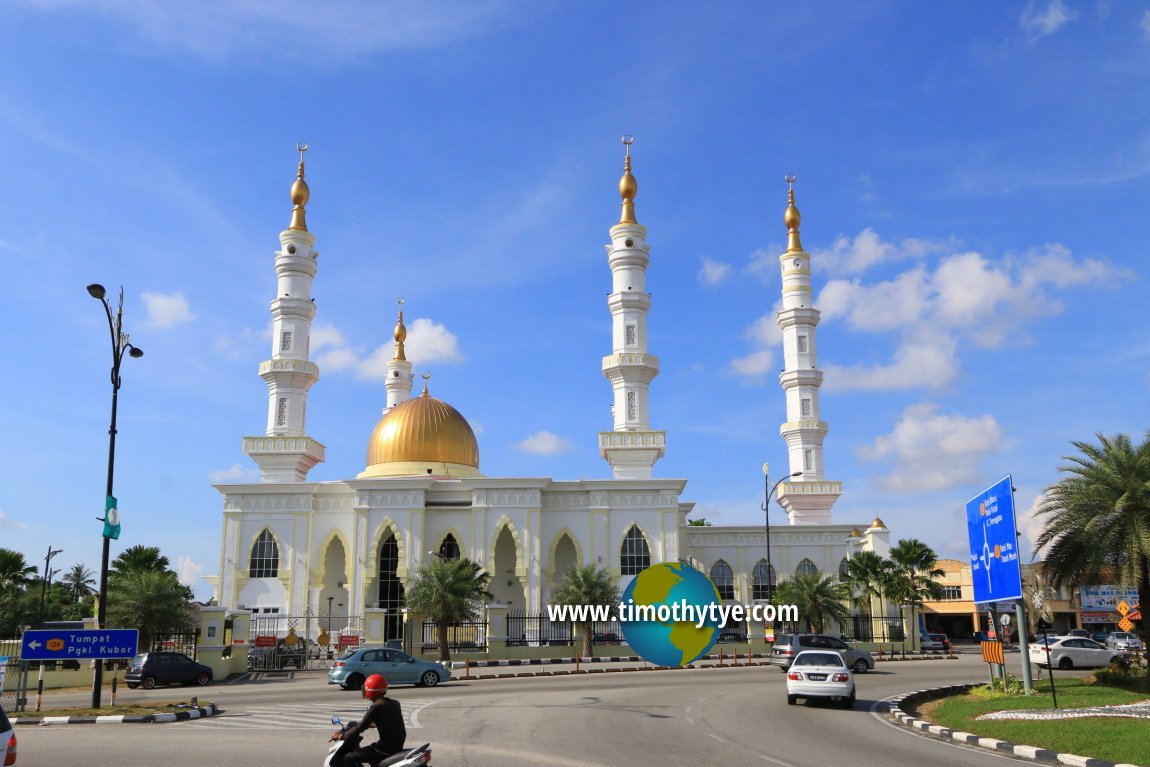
[1036,431,1150,689]
[551,564,620,657]
[404,557,492,662]
[773,570,850,634]
[842,550,887,641]
[106,569,195,650]
[0,548,37,593]
[111,545,170,576]
[885,539,945,653]
[61,563,96,602]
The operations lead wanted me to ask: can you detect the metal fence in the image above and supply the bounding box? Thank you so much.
[152,628,200,659]
[248,613,364,670]
[419,619,487,652]
[504,610,626,648]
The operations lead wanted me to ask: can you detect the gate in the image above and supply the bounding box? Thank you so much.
[248,613,364,671]
[152,628,200,659]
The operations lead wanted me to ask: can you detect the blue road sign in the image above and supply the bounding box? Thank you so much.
[966,474,1023,604]
[20,629,138,661]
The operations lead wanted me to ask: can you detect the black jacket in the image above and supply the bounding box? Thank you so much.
[346,697,406,754]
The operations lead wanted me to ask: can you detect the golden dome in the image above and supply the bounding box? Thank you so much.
[869,516,887,529]
[784,175,802,252]
[289,142,310,231]
[360,385,480,478]
[849,527,863,538]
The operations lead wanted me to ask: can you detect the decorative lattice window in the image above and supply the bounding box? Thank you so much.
[801,398,811,417]
[626,392,637,421]
[710,560,735,601]
[625,324,636,346]
[620,526,650,575]
[439,534,461,560]
[804,449,813,471]
[752,560,776,600]
[280,330,293,352]
[276,398,288,427]
[249,530,279,578]
[796,558,818,577]
[797,335,808,353]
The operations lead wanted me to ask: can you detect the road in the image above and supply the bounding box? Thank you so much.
[15,655,1060,767]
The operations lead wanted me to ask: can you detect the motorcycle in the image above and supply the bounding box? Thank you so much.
[324,715,432,767]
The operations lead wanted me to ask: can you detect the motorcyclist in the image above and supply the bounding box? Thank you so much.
[331,674,406,766]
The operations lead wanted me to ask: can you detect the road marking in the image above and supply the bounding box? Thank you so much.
[707,733,728,743]
[757,754,798,767]
[190,701,439,731]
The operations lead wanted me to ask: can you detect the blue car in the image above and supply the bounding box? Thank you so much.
[328,646,451,690]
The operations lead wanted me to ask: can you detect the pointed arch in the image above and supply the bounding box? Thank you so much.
[545,528,585,576]
[248,528,280,578]
[434,529,464,560]
[709,559,735,601]
[796,558,818,577]
[489,516,525,575]
[837,556,849,581]
[314,528,355,587]
[751,559,775,600]
[620,524,651,576]
[369,518,408,581]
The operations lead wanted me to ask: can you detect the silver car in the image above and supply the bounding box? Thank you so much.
[1105,632,1144,651]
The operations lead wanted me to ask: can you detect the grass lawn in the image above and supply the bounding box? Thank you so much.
[9,701,212,719]
[921,678,1150,766]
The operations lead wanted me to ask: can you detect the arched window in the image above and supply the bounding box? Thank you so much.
[710,560,735,601]
[620,526,650,576]
[752,559,776,600]
[378,533,405,640]
[249,529,279,578]
[795,558,818,577]
[838,557,849,581]
[439,534,461,560]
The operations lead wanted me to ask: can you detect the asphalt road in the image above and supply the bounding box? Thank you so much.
[15,655,1068,767]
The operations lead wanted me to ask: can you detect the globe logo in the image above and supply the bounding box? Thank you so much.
[619,562,722,666]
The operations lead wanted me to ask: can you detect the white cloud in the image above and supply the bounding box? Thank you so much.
[176,556,205,588]
[310,323,348,354]
[747,246,783,281]
[514,430,571,455]
[0,510,27,530]
[357,318,464,381]
[1141,10,1150,39]
[824,332,960,391]
[212,324,271,360]
[698,257,732,287]
[1017,492,1049,559]
[811,228,946,275]
[728,349,774,382]
[15,0,508,62]
[141,291,195,329]
[209,464,259,483]
[744,313,783,347]
[818,268,931,332]
[858,403,1001,492]
[1020,0,1077,40]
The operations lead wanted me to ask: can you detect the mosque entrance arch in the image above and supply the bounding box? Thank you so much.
[491,526,525,611]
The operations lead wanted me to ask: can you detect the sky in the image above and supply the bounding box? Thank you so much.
[1,1,1147,600]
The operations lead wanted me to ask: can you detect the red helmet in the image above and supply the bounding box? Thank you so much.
[362,674,388,700]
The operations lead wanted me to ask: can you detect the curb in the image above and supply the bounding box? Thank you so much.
[888,685,1143,767]
[11,702,220,726]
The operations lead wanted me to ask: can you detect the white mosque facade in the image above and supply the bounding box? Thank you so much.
[207,146,891,635]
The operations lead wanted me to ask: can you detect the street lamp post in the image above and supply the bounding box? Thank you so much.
[38,546,63,627]
[761,464,802,605]
[87,284,144,709]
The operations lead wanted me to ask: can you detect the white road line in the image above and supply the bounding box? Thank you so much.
[707,733,727,743]
[757,754,798,767]
[408,698,452,729]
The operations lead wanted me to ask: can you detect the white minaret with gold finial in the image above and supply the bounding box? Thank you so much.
[384,298,414,413]
[599,136,665,479]
[242,144,326,482]
[774,177,841,524]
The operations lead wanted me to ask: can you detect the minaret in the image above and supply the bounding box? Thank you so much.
[384,298,414,413]
[599,136,665,479]
[241,143,326,482]
[774,176,841,524]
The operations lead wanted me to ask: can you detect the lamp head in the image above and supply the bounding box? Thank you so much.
[791,471,803,478]
[128,346,144,358]
[87,284,107,300]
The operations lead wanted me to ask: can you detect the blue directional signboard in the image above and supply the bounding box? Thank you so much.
[21,629,138,661]
[966,474,1023,604]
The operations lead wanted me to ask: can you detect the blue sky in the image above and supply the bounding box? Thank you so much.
[2,1,1147,599]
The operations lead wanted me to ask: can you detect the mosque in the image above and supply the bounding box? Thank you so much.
[206,143,891,639]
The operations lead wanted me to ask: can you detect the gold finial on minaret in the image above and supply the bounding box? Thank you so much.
[393,297,407,361]
[289,142,310,231]
[618,135,638,224]
[420,371,431,397]
[784,174,803,253]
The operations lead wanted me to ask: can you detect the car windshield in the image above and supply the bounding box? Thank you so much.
[130,653,147,665]
[794,652,842,667]
[1113,633,1134,640]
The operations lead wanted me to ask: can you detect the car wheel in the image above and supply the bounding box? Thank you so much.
[142,676,156,690]
[420,670,440,688]
[126,682,139,689]
[786,694,797,705]
[842,691,856,709]
[342,673,365,691]
[196,672,211,686]
[1058,657,1073,670]
[852,659,869,674]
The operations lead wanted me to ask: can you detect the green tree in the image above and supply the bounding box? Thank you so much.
[0,548,37,593]
[106,570,195,649]
[111,545,170,576]
[773,570,850,633]
[686,518,712,526]
[843,550,889,639]
[403,557,492,662]
[1036,431,1150,688]
[884,539,944,652]
[551,564,620,657]
[61,563,96,602]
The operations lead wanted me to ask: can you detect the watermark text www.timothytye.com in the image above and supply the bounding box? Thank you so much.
[547,601,798,629]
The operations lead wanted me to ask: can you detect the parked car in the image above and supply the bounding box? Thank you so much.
[1028,636,1123,670]
[125,651,213,689]
[919,634,944,652]
[1067,628,1091,639]
[328,646,451,690]
[929,633,951,652]
[1105,632,1144,651]
[1,703,16,766]
[785,650,856,708]
[769,633,874,673]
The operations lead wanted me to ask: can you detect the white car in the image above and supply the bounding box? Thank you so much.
[1029,636,1123,670]
[1105,632,1144,652]
[785,650,856,708]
